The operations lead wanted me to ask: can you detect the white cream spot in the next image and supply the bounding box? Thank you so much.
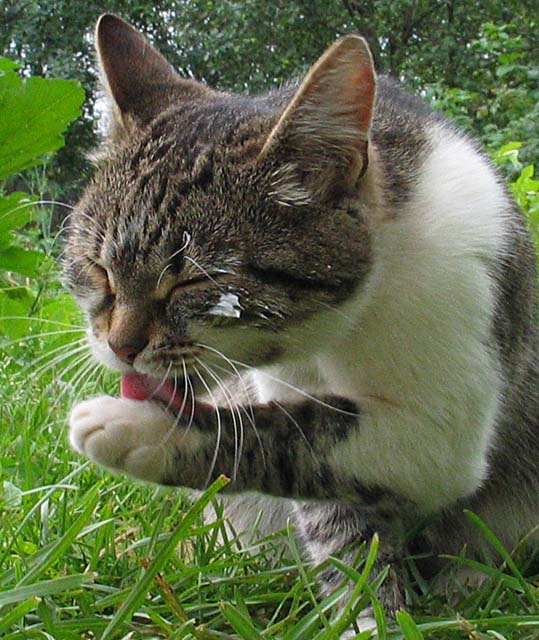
[208,293,241,318]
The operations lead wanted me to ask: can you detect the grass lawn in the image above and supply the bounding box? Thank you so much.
[1,317,539,639]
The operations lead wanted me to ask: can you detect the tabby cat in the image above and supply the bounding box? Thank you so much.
[66,13,539,633]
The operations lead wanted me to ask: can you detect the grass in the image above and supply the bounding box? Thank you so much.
[2,317,539,639]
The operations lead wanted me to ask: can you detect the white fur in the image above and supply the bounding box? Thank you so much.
[69,396,200,482]
[256,127,510,512]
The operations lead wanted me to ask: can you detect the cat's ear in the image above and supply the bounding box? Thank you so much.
[95,14,206,130]
[259,35,375,203]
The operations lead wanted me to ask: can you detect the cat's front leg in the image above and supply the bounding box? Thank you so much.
[69,394,363,498]
[69,396,202,483]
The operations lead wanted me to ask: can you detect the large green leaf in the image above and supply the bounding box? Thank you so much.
[0,192,37,244]
[0,57,19,73]
[0,246,48,278]
[0,63,84,181]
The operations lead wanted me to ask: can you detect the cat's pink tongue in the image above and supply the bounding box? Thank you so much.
[121,372,186,414]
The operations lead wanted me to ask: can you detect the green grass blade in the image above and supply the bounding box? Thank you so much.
[0,574,92,607]
[0,597,40,633]
[465,510,538,610]
[100,475,229,640]
[396,610,424,639]
[368,587,387,640]
[220,601,264,639]
[329,533,379,637]
[17,483,100,586]
[0,463,91,575]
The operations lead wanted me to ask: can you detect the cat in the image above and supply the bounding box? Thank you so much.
[65,13,539,633]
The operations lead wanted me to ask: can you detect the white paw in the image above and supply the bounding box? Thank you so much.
[69,396,180,482]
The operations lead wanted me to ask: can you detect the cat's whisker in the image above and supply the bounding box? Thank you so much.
[41,353,97,423]
[55,350,95,389]
[26,341,90,382]
[65,208,107,239]
[0,316,85,329]
[148,362,173,405]
[1,328,85,351]
[272,399,319,464]
[170,357,197,450]
[0,198,76,224]
[195,357,244,482]
[184,256,224,291]
[198,357,264,462]
[200,346,359,417]
[49,358,102,418]
[155,263,172,289]
[165,367,194,448]
[17,337,87,378]
[202,358,257,427]
[194,342,256,425]
[165,230,191,263]
[193,364,223,487]
[157,231,192,288]
[183,358,197,434]
[194,352,266,469]
[312,299,357,328]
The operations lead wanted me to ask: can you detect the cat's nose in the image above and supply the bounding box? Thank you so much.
[108,337,148,364]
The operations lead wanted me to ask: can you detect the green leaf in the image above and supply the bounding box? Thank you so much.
[0,287,36,337]
[0,66,85,181]
[0,193,37,240]
[0,246,46,278]
[0,57,19,73]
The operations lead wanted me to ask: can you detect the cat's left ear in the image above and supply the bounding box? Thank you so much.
[259,36,375,202]
[95,14,208,131]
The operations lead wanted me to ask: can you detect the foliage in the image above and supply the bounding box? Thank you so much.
[1,3,539,638]
[494,143,539,253]
[1,1,537,204]
[425,23,539,170]
[2,365,539,637]
[0,55,83,337]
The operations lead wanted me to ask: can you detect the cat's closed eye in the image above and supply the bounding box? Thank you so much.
[169,271,229,297]
[78,259,104,287]
[86,261,115,304]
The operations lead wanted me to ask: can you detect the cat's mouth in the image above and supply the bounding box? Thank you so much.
[120,371,202,415]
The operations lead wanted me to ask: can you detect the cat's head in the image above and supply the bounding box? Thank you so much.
[64,14,379,391]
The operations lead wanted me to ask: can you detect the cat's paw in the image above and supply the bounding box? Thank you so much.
[69,396,185,482]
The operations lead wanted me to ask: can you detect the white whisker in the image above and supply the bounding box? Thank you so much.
[272,399,318,463]
[199,345,359,417]
[193,347,266,469]
[194,342,256,424]
[184,255,224,290]
[1,328,85,350]
[196,357,243,481]
[193,364,222,487]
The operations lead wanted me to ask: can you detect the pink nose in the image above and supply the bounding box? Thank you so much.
[107,337,148,364]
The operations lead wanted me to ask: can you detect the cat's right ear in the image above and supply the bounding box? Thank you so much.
[95,14,206,132]
[258,36,376,203]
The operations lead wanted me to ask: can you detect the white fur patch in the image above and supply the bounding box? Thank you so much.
[256,127,510,512]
